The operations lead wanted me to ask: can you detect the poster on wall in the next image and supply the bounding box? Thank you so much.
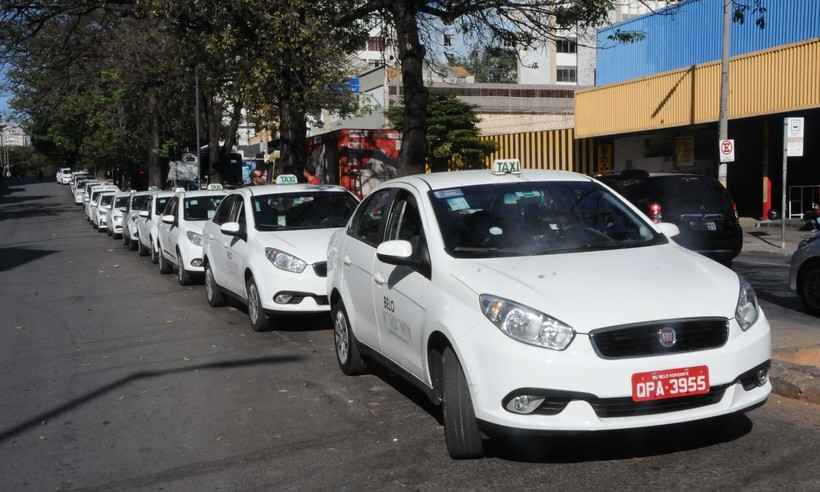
[674,136,696,169]
[596,143,613,173]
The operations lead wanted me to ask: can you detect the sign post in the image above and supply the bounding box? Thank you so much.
[782,117,805,250]
[718,139,734,187]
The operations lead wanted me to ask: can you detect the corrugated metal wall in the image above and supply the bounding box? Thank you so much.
[597,0,820,85]
[481,129,597,175]
[576,38,820,138]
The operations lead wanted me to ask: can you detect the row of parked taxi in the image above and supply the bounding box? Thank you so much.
[62,162,774,459]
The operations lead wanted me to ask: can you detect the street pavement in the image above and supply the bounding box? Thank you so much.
[1,181,819,491]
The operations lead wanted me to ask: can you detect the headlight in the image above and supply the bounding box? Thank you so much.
[735,276,759,331]
[186,231,202,246]
[265,248,307,273]
[479,295,575,350]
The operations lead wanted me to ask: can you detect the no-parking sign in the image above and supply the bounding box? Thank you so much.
[719,139,735,163]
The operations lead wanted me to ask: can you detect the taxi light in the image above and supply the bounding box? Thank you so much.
[506,395,545,414]
[275,174,298,185]
[735,276,759,331]
[480,295,575,350]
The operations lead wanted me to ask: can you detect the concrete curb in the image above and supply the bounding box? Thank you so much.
[769,359,820,405]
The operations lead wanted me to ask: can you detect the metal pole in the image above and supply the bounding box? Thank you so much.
[781,118,788,251]
[718,0,731,187]
[195,65,201,185]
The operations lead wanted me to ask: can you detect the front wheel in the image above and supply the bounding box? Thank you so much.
[442,347,484,459]
[246,276,271,332]
[176,249,193,286]
[158,245,172,274]
[150,239,159,264]
[137,238,149,256]
[204,263,225,307]
[798,265,820,315]
[332,301,366,375]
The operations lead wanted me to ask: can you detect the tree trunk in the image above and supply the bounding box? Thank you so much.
[392,2,427,176]
[147,91,162,188]
[204,94,223,184]
[219,100,243,166]
[278,97,308,179]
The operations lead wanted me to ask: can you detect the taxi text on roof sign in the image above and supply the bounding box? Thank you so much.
[492,159,521,175]
[276,174,298,185]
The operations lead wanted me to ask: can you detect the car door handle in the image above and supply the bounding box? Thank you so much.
[343,256,352,266]
[373,272,386,285]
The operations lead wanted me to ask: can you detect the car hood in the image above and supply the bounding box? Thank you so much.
[449,243,740,333]
[185,221,206,234]
[254,228,340,264]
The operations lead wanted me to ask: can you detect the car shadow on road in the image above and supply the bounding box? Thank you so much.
[483,412,753,463]
[0,354,304,444]
[0,203,69,221]
[0,194,50,205]
[0,247,56,272]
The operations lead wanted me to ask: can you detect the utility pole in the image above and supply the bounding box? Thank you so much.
[717,0,731,187]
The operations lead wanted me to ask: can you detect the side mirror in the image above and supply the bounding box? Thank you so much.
[162,214,175,225]
[139,210,149,218]
[657,222,681,238]
[220,222,243,238]
[376,240,415,267]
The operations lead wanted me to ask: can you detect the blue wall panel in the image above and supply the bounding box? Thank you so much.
[597,0,820,86]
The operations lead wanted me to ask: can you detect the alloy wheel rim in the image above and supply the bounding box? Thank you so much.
[334,310,349,363]
[248,283,259,323]
[206,268,214,300]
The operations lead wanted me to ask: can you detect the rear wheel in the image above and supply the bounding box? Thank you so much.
[442,347,484,459]
[246,276,271,332]
[798,264,820,314]
[158,245,172,274]
[204,263,225,307]
[332,301,366,375]
[150,239,159,264]
[176,248,193,286]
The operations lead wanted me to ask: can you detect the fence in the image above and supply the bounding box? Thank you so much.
[788,185,820,218]
[480,128,598,175]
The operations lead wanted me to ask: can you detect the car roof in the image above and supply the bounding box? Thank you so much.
[176,190,227,198]
[385,169,592,191]
[230,184,349,196]
[152,191,175,198]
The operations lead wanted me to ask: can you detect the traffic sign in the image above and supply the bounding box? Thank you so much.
[786,117,804,157]
[719,139,735,163]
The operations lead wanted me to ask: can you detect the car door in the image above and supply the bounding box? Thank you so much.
[158,197,176,259]
[224,197,249,297]
[341,188,395,351]
[207,195,239,289]
[372,189,432,380]
[168,198,184,264]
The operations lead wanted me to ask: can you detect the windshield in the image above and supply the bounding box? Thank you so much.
[184,195,225,221]
[154,197,170,214]
[429,181,666,258]
[132,195,150,211]
[100,195,114,206]
[115,196,129,208]
[251,192,357,231]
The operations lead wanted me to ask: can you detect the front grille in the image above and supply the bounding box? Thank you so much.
[313,261,327,278]
[589,384,729,418]
[589,318,729,359]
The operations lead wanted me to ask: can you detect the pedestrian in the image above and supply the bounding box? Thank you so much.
[303,166,320,185]
[250,169,266,186]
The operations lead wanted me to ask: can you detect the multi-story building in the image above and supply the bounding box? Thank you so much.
[0,121,30,147]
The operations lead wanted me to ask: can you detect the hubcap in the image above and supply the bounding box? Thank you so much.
[206,268,214,300]
[248,282,259,323]
[334,310,349,364]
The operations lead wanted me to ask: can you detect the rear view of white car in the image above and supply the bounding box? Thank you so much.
[156,191,225,284]
[201,180,358,331]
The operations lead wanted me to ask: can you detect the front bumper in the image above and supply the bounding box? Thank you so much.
[257,265,330,313]
[468,314,771,432]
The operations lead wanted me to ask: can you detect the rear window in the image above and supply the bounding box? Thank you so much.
[618,175,732,214]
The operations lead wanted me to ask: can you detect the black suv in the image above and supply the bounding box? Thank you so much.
[599,171,742,264]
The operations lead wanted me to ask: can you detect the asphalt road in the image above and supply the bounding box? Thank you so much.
[1,181,819,492]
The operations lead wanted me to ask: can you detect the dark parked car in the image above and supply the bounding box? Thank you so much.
[599,171,742,264]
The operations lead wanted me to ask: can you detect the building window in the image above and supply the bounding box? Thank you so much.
[443,34,452,47]
[367,37,385,52]
[556,38,577,54]
[556,66,577,83]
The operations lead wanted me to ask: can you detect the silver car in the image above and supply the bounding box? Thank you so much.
[790,232,820,314]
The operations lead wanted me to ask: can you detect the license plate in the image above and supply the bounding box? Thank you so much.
[631,365,710,402]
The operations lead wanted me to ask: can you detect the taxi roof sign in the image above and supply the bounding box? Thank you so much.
[492,159,521,175]
[207,183,224,191]
[275,174,298,185]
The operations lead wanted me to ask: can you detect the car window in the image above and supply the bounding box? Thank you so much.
[429,181,665,258]
[232,199,246,229]
[349,189,394,246]
[131,195,150,211]
[100,194,114,206]
[251,192,357,231]
[184,195,225,221]
[154,197,170,216]
[385,191,431,277]
[213,195,237,225]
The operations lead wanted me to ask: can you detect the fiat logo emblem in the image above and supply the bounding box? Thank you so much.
[658,327,677,348]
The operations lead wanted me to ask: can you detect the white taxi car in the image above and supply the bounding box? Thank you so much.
[326,166,771,459]
[86,184,118,222]
[57,168,71,184]
[122,192,153,250]
[92,190,117,230]
[202,179,358,331]
[156,190,225,284]
[136,191,174,262]
[107,192,132,237]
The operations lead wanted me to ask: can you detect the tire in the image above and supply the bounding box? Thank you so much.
[442,347,484,459]
[130,238,138,251]
[176,248,193,286]
[246,276,271,332]
[122,232,130,248]
[332,301,366,375]
[137,238,149,256]
[158,245,172,274]
[798,264,820,315]
[150,239,159,264]
[204,263,225,307]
